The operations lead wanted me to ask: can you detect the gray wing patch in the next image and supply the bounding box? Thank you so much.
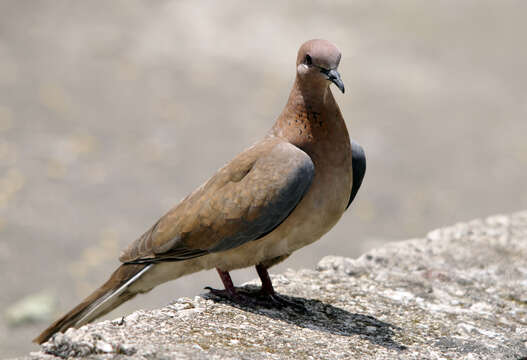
[209,145,315,252]
[346,141,366,209]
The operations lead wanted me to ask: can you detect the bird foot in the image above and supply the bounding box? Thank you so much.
[204,286,246,302]
[205,286,306,313]
[260,292,306,313]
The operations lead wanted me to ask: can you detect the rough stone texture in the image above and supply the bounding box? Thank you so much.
[19,212,527,359]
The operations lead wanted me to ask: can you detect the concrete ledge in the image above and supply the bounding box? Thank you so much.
[25,212,527,359]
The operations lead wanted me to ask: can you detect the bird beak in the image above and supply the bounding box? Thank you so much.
[327,69,345,94]
[321,68,345,94]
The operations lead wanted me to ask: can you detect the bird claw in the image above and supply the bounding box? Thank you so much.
[205,286,306,313]
[204,286,253,305]
[204,286,236,298]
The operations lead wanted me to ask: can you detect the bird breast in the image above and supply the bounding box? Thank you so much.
[204,136,353,271]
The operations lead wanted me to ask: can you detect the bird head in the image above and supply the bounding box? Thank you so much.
[296,39,345,94]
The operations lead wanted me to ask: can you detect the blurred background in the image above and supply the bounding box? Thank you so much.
[1,0,526,356]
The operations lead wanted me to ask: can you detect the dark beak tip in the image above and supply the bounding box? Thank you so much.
[332,79,345,94]
[320,68,345,94]
[324,69,345,94]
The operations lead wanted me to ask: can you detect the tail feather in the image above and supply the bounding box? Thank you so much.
[34,263,152,344]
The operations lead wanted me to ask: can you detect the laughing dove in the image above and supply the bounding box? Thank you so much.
[35,39,366,344]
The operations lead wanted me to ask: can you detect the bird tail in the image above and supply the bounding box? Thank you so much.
[33,263,153,344]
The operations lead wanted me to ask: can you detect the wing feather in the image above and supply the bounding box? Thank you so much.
[120,138,314,263]
[346,140,366,209]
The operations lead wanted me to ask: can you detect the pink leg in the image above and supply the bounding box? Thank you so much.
[255,263,305,311]
[216,268,237,296]
[206,265,305,312]
[204,268,242,300]
[255,263,275,296]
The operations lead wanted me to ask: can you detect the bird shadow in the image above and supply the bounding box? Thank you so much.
[202,285,406,351]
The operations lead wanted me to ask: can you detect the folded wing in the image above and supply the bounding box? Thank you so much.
[120,138,315,264]
[346,140,366,209]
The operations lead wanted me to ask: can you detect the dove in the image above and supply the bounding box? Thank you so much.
[34,39,366,344]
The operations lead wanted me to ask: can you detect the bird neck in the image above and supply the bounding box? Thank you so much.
[271,77,348,154]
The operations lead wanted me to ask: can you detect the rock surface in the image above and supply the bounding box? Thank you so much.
[20,212,527,359]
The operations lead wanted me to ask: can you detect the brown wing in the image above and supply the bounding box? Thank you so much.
[119,137,314,264]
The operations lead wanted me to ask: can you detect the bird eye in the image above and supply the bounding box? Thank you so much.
[305,54,312,65]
